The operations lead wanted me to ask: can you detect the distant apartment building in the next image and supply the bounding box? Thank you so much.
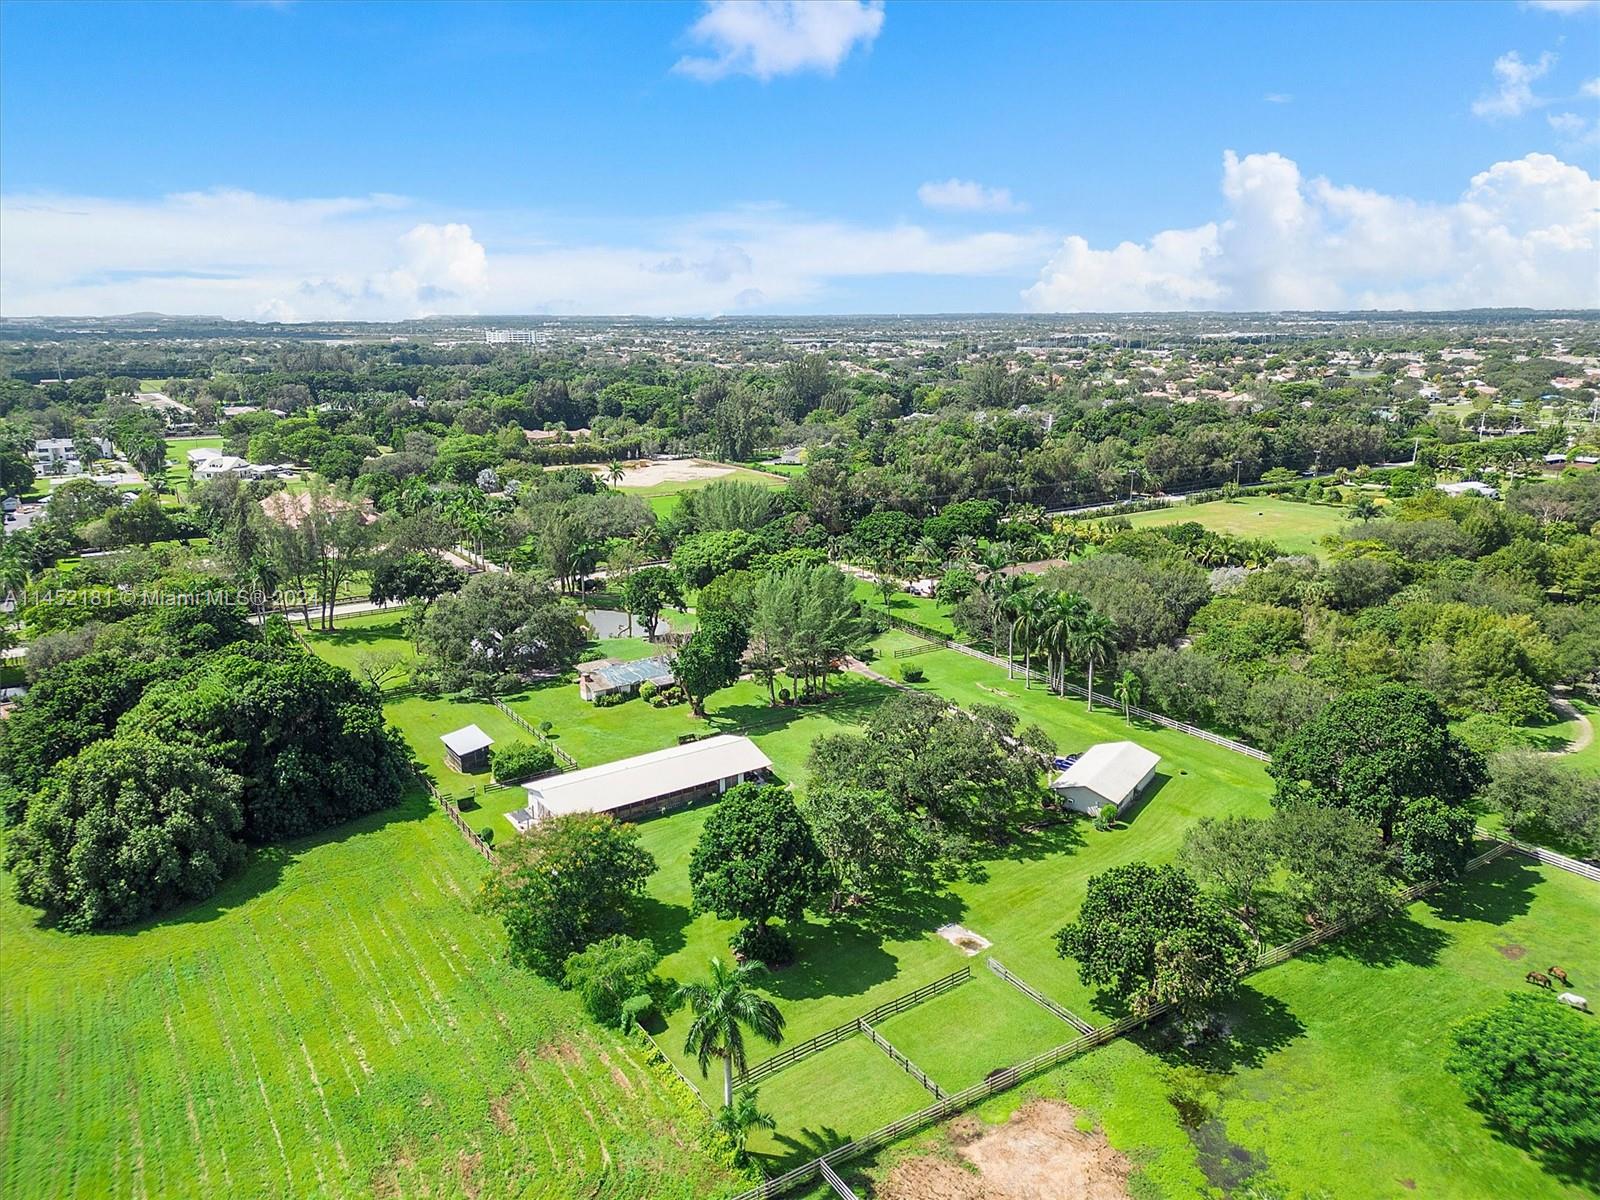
[484,328,545,346]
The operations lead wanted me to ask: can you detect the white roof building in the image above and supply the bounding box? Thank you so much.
[441,725,494,757]
[509,733,772,830]
[1436,480,1499,498]
[1050,741,1160,817]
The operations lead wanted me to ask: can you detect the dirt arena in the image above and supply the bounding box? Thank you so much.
[576,458,739,487]
[876,1101,1131,1200]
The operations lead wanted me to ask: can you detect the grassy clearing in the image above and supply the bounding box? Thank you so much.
[816,856,1600,1200]
[1091,496,1355,556]
[634,645,1275,1170]
[0,792,748,1200]
[852,578,957,636]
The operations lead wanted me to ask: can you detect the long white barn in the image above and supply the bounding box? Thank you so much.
[507,733,772,832]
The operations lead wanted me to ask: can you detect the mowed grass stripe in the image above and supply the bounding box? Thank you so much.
[4,797,746,1198]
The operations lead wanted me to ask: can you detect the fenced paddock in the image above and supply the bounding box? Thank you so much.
[986,957,1094,1033]
[735,967,970,1088]
[725,836,1534,1200]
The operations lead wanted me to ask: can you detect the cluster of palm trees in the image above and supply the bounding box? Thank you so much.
[995,580,1120,709]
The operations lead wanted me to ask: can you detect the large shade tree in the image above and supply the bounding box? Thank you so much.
[689,783,830,964]
[1269,684,1485,880]
[1055,862,1252,1017]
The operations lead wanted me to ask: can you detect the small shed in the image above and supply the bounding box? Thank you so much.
[1050,741,1160,817]
[441,724,494,774]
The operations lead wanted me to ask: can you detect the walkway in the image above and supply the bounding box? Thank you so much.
[1546,695,1595,758]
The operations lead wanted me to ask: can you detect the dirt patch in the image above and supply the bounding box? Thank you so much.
[936,923,993,956]
[573,458,748,488]
[1496,943,1527,960]
[456,1150,483,1199]
[536,1038,582,1065]
[488,1090,515,1135]
[878,1101,1131,1199]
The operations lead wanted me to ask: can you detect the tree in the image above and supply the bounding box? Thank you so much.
[621,566,683,640]
[1054,862,1251,1017]
[262,480,379,630]
[672,529,760,589]
[353,649,410,691]
[369,550,466,626]
[1113,668,1141,723]
[477,813,656,978]
[1481,749,1600,855]
[1446,993,1600,1153]
[689,783,830,964]
[606,460,627,488]
[1350,494,1380,522]
[674,957,786,1108]
[1272,804,1394,926]
[1269,684,1485,880]
[1071,611,1117,711]
[800,783,938,910]
[4,734,245,931]
[1179,815,1277,941]
[713,1087,777,1167]
[562,934,661,1027]
[489,740,557,784]
[417,572,587,694]
[126,642,409,842]
[673,613,747,716]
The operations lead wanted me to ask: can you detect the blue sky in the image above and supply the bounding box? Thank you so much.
[1,0,1597,318]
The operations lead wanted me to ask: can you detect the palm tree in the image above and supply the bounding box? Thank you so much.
[675,957,786,1108]
[1049,527,1085,563]
[997,577,1034,679]
[1037,590,1086,697]
[1072,613,1117,711]
[1019,586,1051,689]
[606,460,626,488]
[713,1087,777,1165]
[1113,669,1141,724]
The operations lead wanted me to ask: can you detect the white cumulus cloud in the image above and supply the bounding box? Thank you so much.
[917,178,1026,214]
[1525,1,1597,13]
[674,0,884,82]
[1023,150,1600,312]
[1473,50,1556,118]
[0,188,1051,319]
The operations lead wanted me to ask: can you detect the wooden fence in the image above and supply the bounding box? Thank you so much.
[1490,832,1600,883]
[418,773,497,862]
[490,697,579,769]
[986,958,1094,1033]
[638,1027,713,1114]
[857,1019,945,1099]
[878,614,1272,761]
[723,836,1524,1200]
[735,967,971,1087]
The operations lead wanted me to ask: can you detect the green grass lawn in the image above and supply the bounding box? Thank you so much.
[852,578,958,636]
[1091,496,1355,557]
[0,792,748,1200]
[633,645,1276,1170]
[819,855,1600,1200]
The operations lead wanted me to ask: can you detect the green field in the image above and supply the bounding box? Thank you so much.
[851,577,958,636]
[0,793,749,1200]
[161,435,224,496]
[1092,496,1356,556]
[819,853,1600,1200]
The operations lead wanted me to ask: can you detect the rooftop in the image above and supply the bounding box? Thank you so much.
[523,733,771,819]
[440,724,494,756]
[1051,740,1160,804]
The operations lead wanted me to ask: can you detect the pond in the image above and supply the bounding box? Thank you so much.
[584,608,677,639]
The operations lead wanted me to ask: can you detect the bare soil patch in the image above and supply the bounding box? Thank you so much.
[1496,943,1527,960]
[573,458,742,487]
[877,1100,1131,1200]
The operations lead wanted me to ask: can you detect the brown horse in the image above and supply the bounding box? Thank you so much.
[1549,966,1570,986]
[1527,971,1552,988]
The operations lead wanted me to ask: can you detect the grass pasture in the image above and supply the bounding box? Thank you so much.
[1092,495,1355,557]
[0,793,747,1200]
